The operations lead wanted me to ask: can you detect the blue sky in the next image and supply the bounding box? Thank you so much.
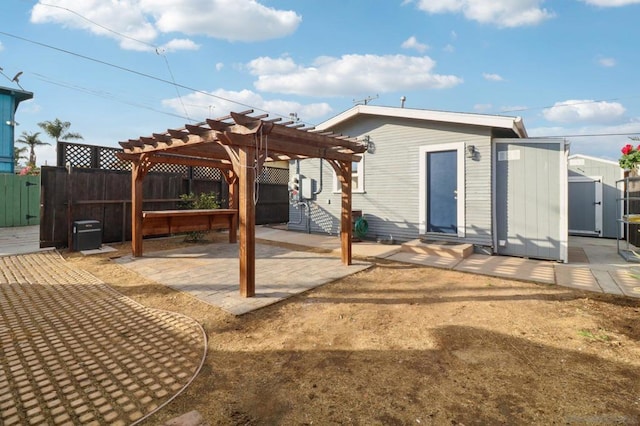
[2,0,640,167]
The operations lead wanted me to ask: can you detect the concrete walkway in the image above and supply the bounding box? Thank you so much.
[253,227,640,299]
[0,225,53,256]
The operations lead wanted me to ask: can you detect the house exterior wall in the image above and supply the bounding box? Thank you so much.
[568,155,623,238]
[0,94,15,173]
[288,115,494,245]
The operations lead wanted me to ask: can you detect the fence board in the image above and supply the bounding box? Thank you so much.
[0,174,40,227]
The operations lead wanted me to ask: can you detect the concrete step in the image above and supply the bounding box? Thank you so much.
[401,239,473,259]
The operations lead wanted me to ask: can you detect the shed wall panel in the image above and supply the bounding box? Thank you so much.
[568,155,622,238]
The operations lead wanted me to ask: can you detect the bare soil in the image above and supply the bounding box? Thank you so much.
[63,236,640,425]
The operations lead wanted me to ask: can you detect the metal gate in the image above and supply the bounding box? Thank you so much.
[568,176,602,237]
[0,174,40,227]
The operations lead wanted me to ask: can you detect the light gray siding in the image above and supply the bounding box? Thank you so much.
[568,155,623,238]
[288,115,494,245]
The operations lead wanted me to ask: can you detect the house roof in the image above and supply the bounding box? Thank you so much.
[568,153,620,167]
[0,85,33,109]
[316,104,528,138]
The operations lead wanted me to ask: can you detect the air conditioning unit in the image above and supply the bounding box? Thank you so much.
[72,220,102,251]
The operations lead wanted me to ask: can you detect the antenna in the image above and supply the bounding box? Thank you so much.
[353,94,379,106]
[11,71,24,90]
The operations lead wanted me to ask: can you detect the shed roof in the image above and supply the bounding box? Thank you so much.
[568,153,620,167]
[317,104,528,138]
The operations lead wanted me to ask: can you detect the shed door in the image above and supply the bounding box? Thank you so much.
[568,177,602,237]
[495,140,567,262]
[427,150,457,234]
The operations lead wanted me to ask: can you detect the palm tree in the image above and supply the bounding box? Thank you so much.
[37,118,83,143]
[16,131,49,166]
[13,146,28,168]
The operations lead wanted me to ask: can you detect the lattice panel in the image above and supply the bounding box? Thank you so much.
[258,166,289,184]
[192,167,222,180]
[63,144,92,168]
[99,147,131,171]
[151,162,189,176]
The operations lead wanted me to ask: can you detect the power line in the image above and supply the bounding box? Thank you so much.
[39,2,192,120]
[32,72,190,121]
[531,131,640,139]
[0,30,282,121]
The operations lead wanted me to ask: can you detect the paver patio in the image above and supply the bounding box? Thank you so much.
[116,242,372,315]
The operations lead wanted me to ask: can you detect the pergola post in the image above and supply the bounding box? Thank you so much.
[222,170,239,243]
[327,160,353,265]
[238,146,256,297]
[339,161,353,265]
[131,159,146,257]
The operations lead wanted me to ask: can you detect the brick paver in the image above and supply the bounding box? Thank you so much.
[0,251,206,425]
[117,242,372,315]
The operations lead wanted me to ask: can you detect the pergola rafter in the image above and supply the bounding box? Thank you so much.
[117,110,366,297]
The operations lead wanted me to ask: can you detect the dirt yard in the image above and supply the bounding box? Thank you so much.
[63,236,640,425]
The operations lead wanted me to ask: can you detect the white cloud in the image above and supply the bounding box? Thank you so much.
[215,63,224,71]
[0,41,4,52]
[160,39,200,53]
[411,0,555,28]
[401,36,429,53]
[30,0,301,51]
[529,120,640,160]
[581,0,640,6]
[248,54,463,97]
[145,0,301,42]
[598,57,617,67]
[483,72,504,81]
[162,89,333,122]
[542,100,626,124]
[474,103,493,112]
[500,105,528,112]
[247,56,299,75]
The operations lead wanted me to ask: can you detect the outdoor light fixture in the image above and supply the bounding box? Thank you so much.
[364,135,376,154]
[5,120,19,126]
[466,144,477,159]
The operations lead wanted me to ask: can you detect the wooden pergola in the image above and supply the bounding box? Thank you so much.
[117,110,366,297]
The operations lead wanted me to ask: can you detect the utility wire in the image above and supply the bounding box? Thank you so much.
[38,2,191,120]
[0,30,272,121]
[32,72,190,121]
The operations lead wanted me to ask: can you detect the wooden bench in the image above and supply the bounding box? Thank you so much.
[142,209,237,243]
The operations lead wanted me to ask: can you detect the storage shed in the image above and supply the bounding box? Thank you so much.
[567,154,623,238]
[288,105,569,262]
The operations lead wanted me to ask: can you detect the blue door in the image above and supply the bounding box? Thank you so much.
[427,150,457,234]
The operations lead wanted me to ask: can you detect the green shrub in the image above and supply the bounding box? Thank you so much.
[178,192,221,242]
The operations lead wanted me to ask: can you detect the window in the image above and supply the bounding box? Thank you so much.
[333,156,365,193]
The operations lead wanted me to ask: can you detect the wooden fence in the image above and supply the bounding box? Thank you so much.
[0,174,40,227]
[40,165,289,248]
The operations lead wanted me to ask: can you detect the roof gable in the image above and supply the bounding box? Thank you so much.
[317,104,528,138]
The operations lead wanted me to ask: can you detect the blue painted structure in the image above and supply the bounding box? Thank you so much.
[0,86,34,173]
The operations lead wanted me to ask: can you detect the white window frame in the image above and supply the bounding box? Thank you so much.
[418,143,466,237]
[333,155,365,193]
